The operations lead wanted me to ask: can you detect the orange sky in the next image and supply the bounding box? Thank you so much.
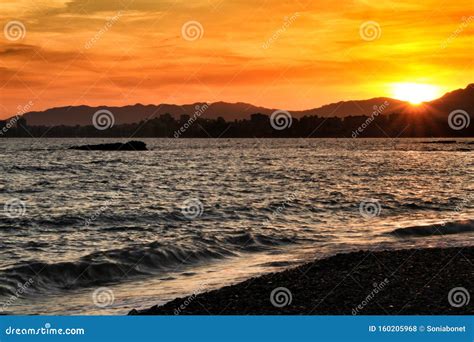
[0,0,472,118]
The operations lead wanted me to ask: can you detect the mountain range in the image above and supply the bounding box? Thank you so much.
[16,84,474,126]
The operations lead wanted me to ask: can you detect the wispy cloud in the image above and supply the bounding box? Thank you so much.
[0,0,472,117]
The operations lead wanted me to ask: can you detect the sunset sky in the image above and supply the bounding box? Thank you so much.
[0,0,472,118]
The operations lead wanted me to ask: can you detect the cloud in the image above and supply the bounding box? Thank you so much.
[0,0,472,118]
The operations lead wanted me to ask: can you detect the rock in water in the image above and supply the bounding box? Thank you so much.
[69,140,147,151]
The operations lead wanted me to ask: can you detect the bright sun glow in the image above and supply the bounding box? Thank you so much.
[392,83,440,105]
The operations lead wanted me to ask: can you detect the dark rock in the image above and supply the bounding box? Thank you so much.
[69,140,147,151]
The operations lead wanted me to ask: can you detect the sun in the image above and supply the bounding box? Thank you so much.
[391,83,440,105]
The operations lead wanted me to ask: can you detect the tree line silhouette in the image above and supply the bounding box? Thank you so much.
[1,112,472,138]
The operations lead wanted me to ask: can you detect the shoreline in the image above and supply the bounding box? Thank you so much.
[130,246,473,315]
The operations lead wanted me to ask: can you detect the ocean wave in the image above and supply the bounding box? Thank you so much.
[0,233,297,297]
[223,230,294,250]
[389,220,474,237]
[87,158,123,165]
[383,197,467,212]
[10,165,80,172]
[0,246,230,297]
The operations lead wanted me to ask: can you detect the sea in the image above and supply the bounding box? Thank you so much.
[0,138,473,314]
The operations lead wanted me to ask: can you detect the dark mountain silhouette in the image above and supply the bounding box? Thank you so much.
[297,97,409,118]
[20,102,274,126]
[1,84,472,138]
[426,84,474,118]
[18,97,412,126]
[13,84,472,127]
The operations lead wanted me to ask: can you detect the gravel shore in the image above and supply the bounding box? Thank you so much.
[130,246,473,315]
